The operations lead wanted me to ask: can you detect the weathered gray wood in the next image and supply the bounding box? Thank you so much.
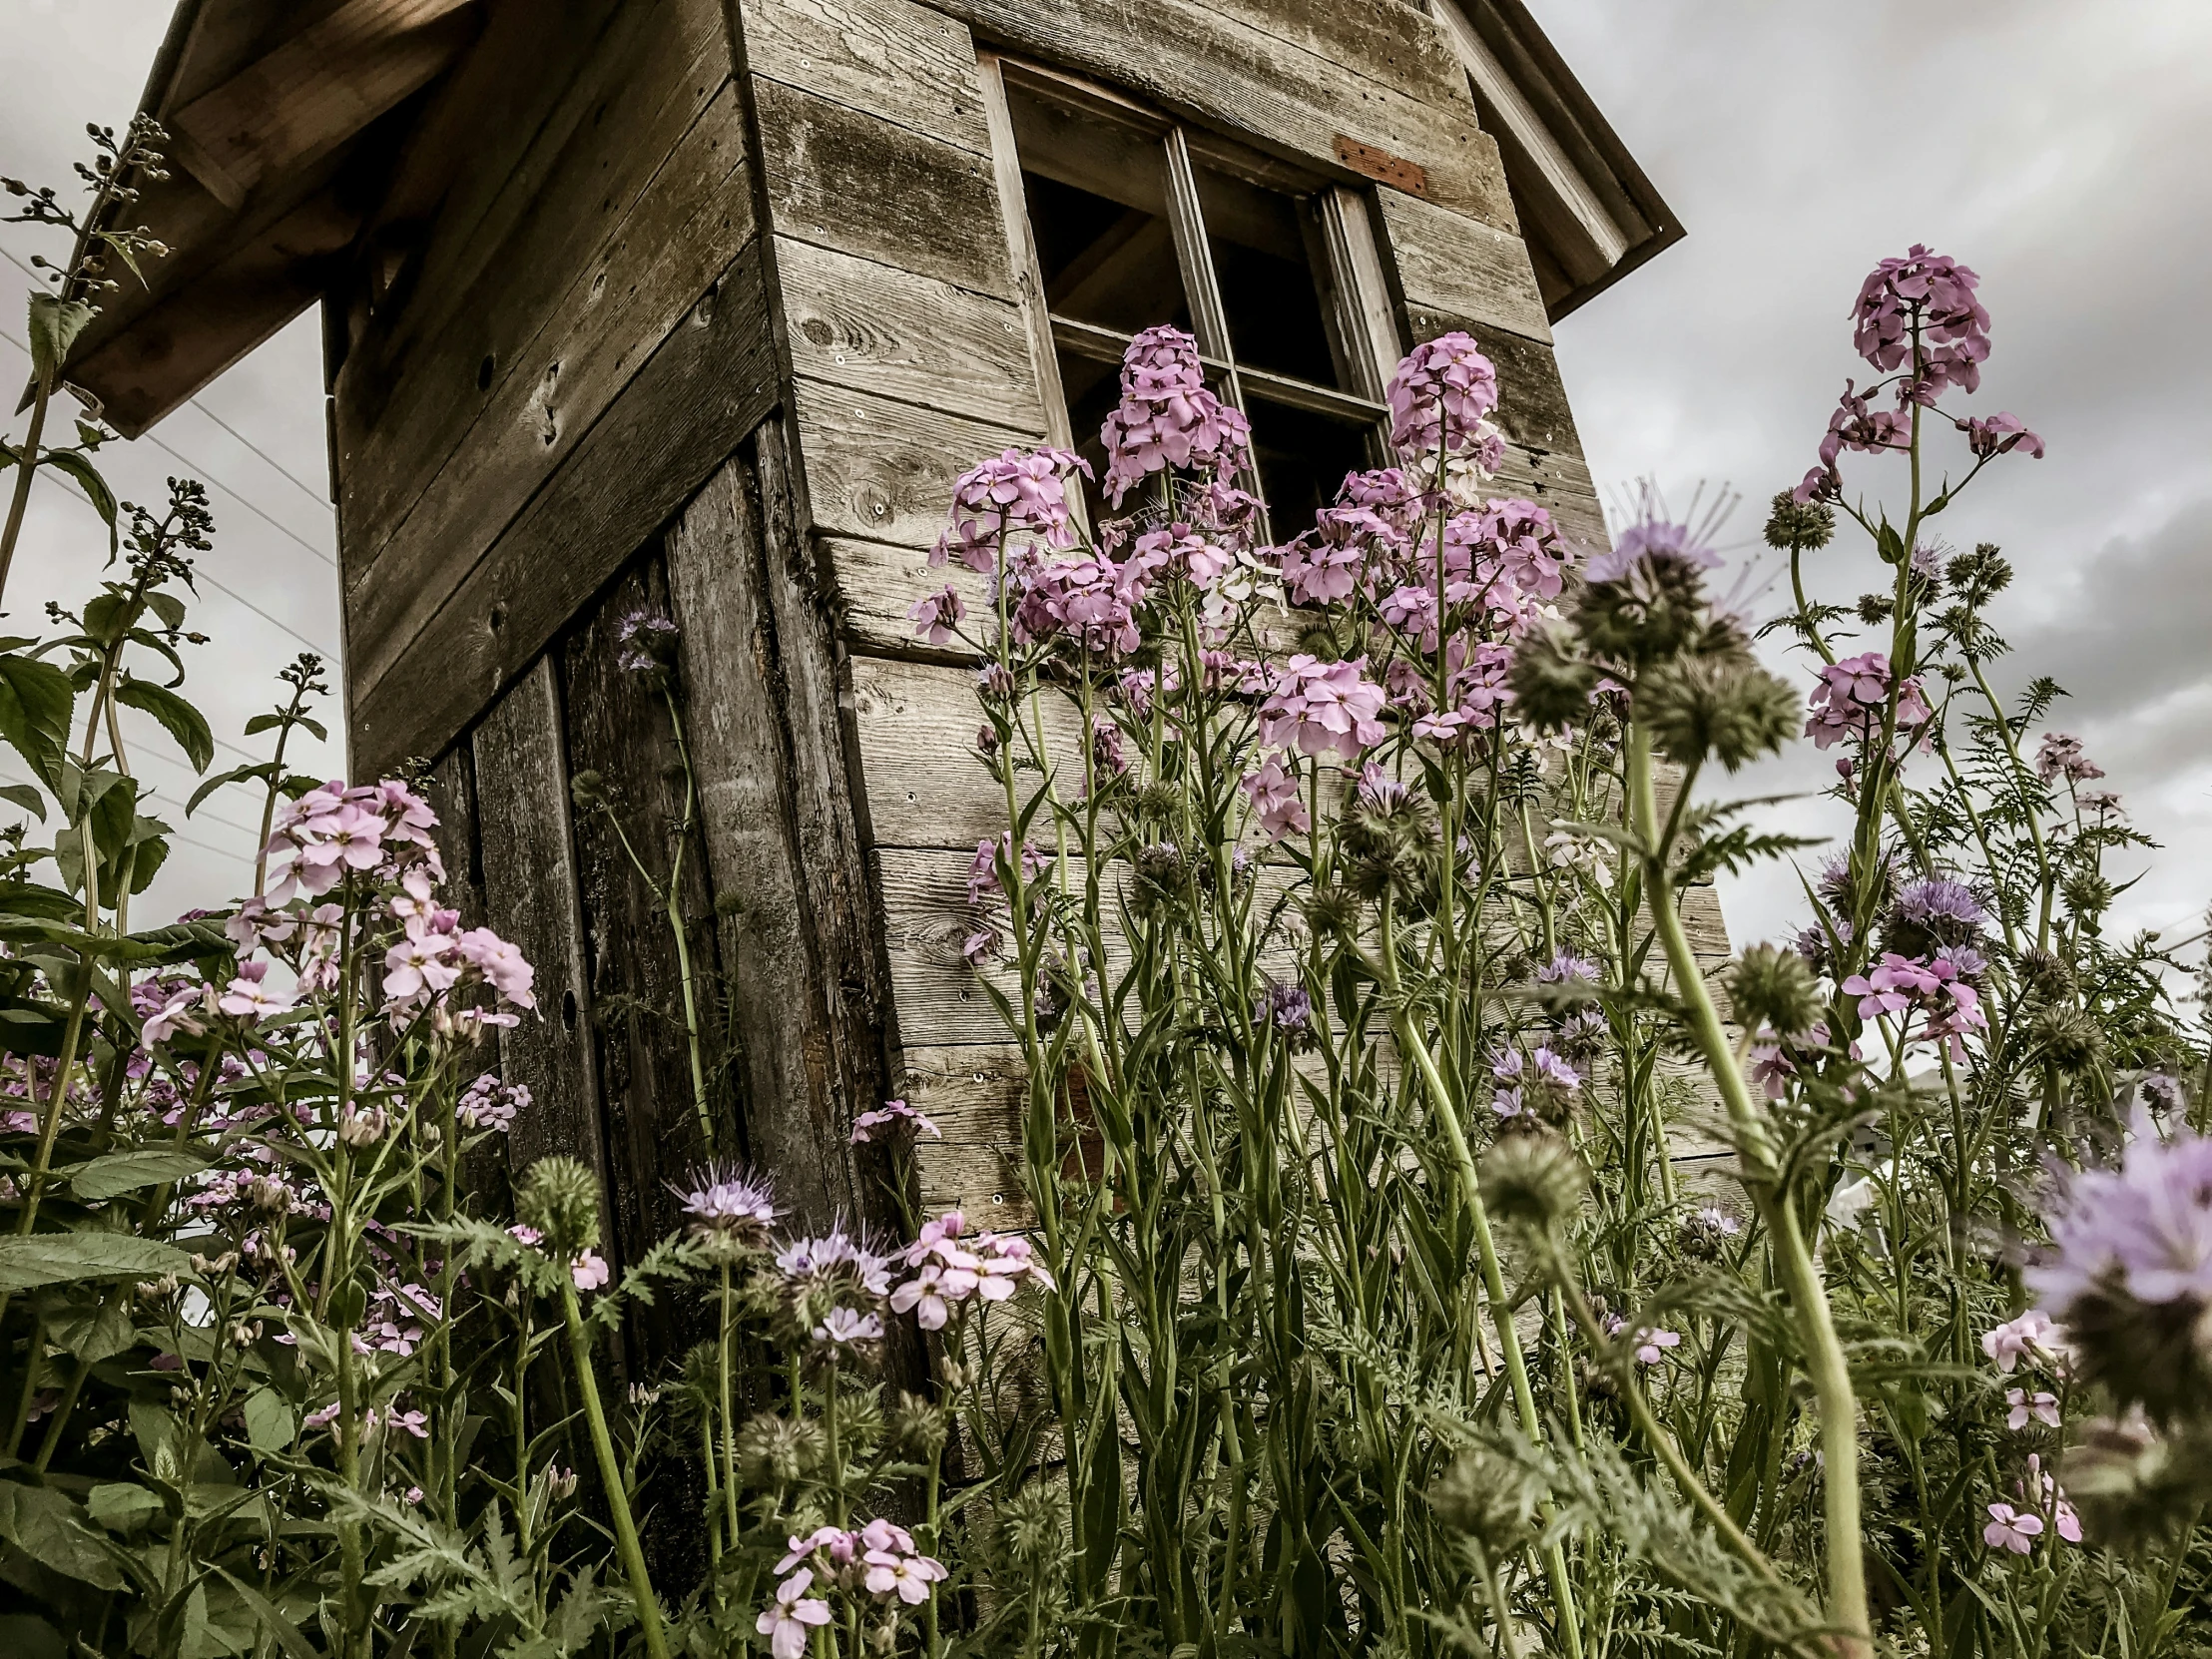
[339,0,721,461]
[1375,187,1552,345]
[352,240,777,773]
[752,76,1014,297]
[345,90,757,686]
[851,654,1082,848]
[915,0,1517,231]
[1454,324,1581,456]
[470,659,610,1212]
[775,236,1044,429]
[787,380,1037,554]
[559,559,731,1281]
[734,0,994,156]
[664,451,862,1232]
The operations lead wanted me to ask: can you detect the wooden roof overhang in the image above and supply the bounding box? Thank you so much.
[55,0,1679,438]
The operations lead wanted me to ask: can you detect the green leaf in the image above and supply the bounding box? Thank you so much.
[67,1147,207,1202]
[242,1386,294,1454]
[0,783,45,822]
[189,762,269,816]
[86,1482,165,1534]
[0,652,77,790]
[214,1571,318,1659]
[47,1290,138,1363]
[145,591,188,632]
[0,882,83,920]
[42,450,118,552]
[25,293,94,383]
[0,1231,194,1293]
[115,676,215,773]
[0,1479,122,1588]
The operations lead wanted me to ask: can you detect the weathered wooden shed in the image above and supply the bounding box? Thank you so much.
[64,0,1696,1270]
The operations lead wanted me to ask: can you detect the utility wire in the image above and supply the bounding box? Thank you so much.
[0,319,336,568]
[1,243,332,508]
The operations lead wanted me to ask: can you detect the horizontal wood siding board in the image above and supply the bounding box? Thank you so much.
[1374,188,1550,345]
[776,236,1043,429]
[339,0,720,446]
[351,240,778,773]
[1185,0,1474,113]
[790,378,1038,554]
[752,76,1013,297]
[851,654,1081,848]
[338,38,743,572]
[344,90,757,680]
[1449,323,1581,456]
[918,0,1515,231]
[734,0,994,157]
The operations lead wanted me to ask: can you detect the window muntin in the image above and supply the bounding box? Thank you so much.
[992,64,1399,541]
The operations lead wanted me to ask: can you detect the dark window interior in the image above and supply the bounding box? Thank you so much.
[1248,397,1377,540]
[1195,166,1345,388]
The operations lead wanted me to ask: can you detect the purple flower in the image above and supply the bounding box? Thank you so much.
[1981,1309,2064,1375]
[2034,732,2105,785]
[851,1100,941,1145]
[1256,981,1312,1034]
[1583,511,1724,586]
[966,833,1047,907]
[2005,1387,2060,1430]
[1982,1502,2042,1555]
[1241,757,1310,841]
[933,447,1090,572]
[1960,411,2044,461]
[456,1073,528,1133]
[1535,951,1600,985]
[1099,326,1250,505]
[676,1167,781,1240]
[1851,246,1991,395]
[1805,652,1934,753]
[813,1306,885,1347]
[1893,875,1987,945]
[1011,553,1141,656]
[908,585,965,646]
[2030,1120,2212,1312]
[758,1570,833,1659]
[1385,332,1499,457]
[616,612,680,674]
[1258,655,1388,762]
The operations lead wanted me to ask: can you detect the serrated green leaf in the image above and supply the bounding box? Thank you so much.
[47,1289,137,1363]
[25,292,95,383]
[242,1386,294,1454]
[145,591,188,631]
[67,1147,207,1202]
[0,1479,122,1588]
[0,782,45,822]
[0,1231,195,1292]
[115,675,214,773]
[0,652,76,790]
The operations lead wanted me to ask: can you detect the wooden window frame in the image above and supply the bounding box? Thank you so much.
[976,51,1404,538]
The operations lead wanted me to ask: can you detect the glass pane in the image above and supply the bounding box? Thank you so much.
[1195,166,1344,387]
[1006,85,1191,336]
[1247,394,1380,541]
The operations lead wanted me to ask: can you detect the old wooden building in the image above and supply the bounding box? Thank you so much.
[64,0,1703,1266]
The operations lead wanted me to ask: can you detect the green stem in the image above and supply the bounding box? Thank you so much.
[559,1281,669,1659]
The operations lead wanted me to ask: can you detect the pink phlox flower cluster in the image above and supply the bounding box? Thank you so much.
[2028,1118,2212,1314]
[1010,552,1140,656]
[1258,655,1387,763]
[1804,652,1934,753]
[265,780,440,904]
[218,960,296,1022]
[1123,522,1236,592]
[1385,332,1499,458]
[1241,757,1310,841]
[1099,326,1251,505]
[1281,534,1370,607]
[378,868,536,1024]
[2034,731,2104,785]
[2005,1386,2060,1430]
[359,1282,440,1358]
[764,1521,949,1655]
[456,1073,528,1133]
[908,584,965,646]
[890,1209,1056,1329]
[932,446,1089,572]
[851,1098,940,1145]
[1852,245,1990,396]
[1841,952,1986,1053]
[1475,497,1572,605]
[1960,411,2044,461]
[1336,466,1423,536]
[1981,1309,2066,1375]
[966,833,1049,908]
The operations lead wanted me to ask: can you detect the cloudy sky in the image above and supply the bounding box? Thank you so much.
[4,1,2210,956]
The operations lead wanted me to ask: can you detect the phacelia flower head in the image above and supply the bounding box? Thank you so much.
[616,612,680,675]
[2028,1117,2212,1423]
[676,1165,781,1244]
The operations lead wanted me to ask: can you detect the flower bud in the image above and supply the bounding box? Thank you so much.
[2029,1002,2105,1077]
[1428,1440,1543,1555]
[1507,624,1598,733]
[516,1156,603,1256]
[1726,944,1823,1038]
[1639,653,1800,773]
[1477,1134,1587,1237]
[1763,491,1835,553]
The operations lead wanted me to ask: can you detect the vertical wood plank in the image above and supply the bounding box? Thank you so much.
[470,659,610,1223]
[559,559,730,1290]
[421,744,508,1194]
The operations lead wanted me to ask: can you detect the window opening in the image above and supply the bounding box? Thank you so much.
[987,61,1401,541]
